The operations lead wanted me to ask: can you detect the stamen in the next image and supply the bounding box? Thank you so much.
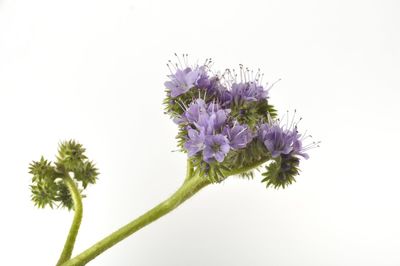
[176,100,186,112]
[168,60,178,71]
[245,67,250,82]
[295,117,303,128]
[179,99,188,110]
[289,110,296,131]
[236,127,247,136]
[260,73,265,84]
[239,64,244,82]
[174,53,183,69]
[183,53,189,67]
[166,63,175,75]
[267,78,281,91]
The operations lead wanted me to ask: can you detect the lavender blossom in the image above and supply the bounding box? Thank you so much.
[231,82,268,103]
[196,104,228,134]
[183,99,207,123]
[203,134,230,163]
[223,124,253,149]
[249,82,268,100]
[258,123,294,158]
[181,100,232,162]
[179,99,229,134]
[258,119,314,160]
[184,129,206,157]
[164,56,215,98]
[290,130,311,159]
[164,68,202,98]
[196,66,212,88]
[218,89,233,107]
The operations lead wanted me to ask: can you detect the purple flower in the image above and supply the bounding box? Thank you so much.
[196,104,228,134]
[165,65,214,98]
[181,100,234,163]
[231,82,268,103]
[290,130,310,159]
[203,134,230,163]
[184,99,207,123]
[259,123,293,158]
[180,97,256,162]
[184,129,206,157]
[218,89,233,107]
[249,83,268,100]
[178,99,229,134]
[203,76,226,97]
[223,124,253,149]
[258,120,313,159]
[164,68,201,98]
[196,66,212,88]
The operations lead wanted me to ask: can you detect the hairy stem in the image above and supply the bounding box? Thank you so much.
[60,174,210,266]
[185,158,194,181]
[225,157,270,176]
[56,175,83,266]
[60,158,268,266]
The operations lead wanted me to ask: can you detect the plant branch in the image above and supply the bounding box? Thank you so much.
[224,157,270,177]
[60,174,210,266]
[56,174,83,266]
[59,158,268,266]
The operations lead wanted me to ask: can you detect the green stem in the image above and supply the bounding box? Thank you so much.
[60,157,269,266]
[185,158,193,181]
[224,157,270,176]
[60,174,210,266]
[56,175,83,266]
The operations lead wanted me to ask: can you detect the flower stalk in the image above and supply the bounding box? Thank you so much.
[60,172,210,266]
[56,174,83,266]
[59,158,269,266]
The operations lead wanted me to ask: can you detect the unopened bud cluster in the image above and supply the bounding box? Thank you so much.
[29,140,98,210]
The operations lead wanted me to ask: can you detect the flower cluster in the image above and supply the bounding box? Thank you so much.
[181,99,252,163]
[164,54,316,187]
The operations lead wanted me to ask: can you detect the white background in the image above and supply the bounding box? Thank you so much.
[1,0,399,265]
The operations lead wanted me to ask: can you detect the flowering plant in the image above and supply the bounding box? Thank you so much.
[29,55,317,266]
